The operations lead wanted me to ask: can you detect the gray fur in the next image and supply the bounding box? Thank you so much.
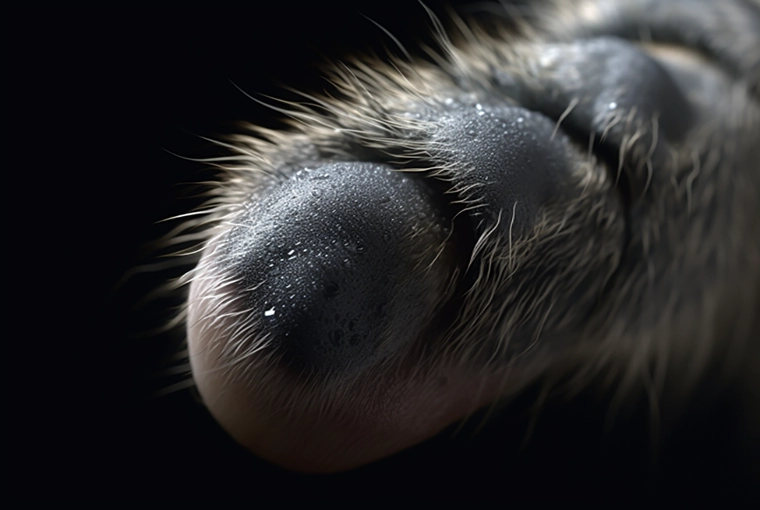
[154,0,760,483]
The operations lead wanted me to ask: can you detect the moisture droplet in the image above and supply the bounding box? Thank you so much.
[264,307,276,317]
[329,329,344,346]
[516,117,524,123]
[608,101,617,110]
[324,282,339,299]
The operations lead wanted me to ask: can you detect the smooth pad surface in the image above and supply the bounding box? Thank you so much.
[220,162,453,374]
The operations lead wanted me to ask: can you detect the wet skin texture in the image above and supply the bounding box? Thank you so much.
[18,0,756,501]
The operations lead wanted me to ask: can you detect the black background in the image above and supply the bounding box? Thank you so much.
[9,5,753,501]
